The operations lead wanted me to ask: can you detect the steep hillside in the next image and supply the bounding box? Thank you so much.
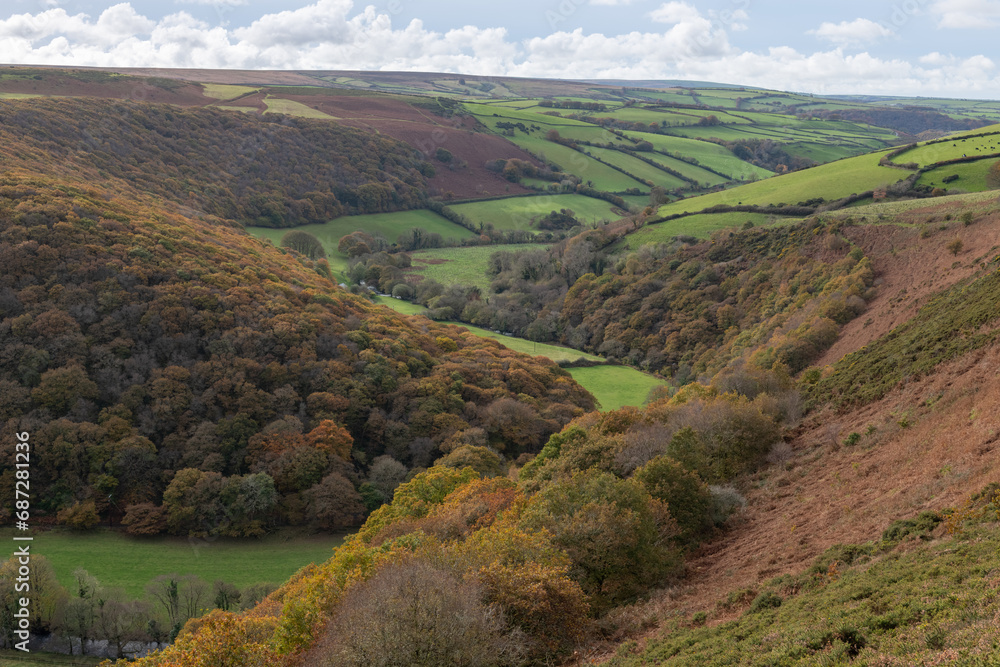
[0,174,593,536]
[0,97,431,227]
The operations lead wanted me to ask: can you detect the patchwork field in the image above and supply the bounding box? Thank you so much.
[656,150,903,215]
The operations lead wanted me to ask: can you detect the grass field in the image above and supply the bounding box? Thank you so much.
[448,322,603,364]
[2,527,347,599]
[0,651,101,666]
[372,295,429,315]
[503,134,651,192]
[583,146,688,190]
[371,296,657,407]
[917,159,999,192]
[263,96,338,119]
[893,131,1000,166]
[567,365,668,411]
[623,131,772,182]
[201,84,258,101]
[0,93,45,99]
[625,212,785,246]
[408,243,550,291]
[450,195,622,231]
[656,150,903,216]
[247,209,476,275]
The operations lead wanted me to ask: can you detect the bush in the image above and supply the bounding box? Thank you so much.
[708,486,746,526]
[519,469,680,611]
[57,499,100,529]
[748,590,782,612]
[634,456,713,543]
[122,503,167,536]
[316,558,527,666]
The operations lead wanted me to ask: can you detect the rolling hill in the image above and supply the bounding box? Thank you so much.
[1,67,1000,667]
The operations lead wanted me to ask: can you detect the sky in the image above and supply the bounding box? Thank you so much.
[2,0,1000,98]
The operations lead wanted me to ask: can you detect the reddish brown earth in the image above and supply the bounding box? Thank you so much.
[292,94,539,199]
[816,202,1000,368]
[0,70,213,104]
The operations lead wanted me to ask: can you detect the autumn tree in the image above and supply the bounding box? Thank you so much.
[280,231,326,259]
[317,558,526,666]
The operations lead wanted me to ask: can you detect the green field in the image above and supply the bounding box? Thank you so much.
[893,130,1000,166]
[567,365,668,411]
[504,134,651,192]
[247,209,476,275]
[626,212,785,246]
[657,150,903,216]
[263,96,338,119]
[371,296,658,407]
[4,528,347,598]
[372,294,429,315]
[583,146,689,190]
[449,323,603,364]
[623,131,772,181]
[408,243,550,291]
[450,195,622,231]
[201,84,258,101]
[917,159,999,192]
[0,651,101,666]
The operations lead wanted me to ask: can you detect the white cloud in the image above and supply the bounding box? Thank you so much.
[930,0,1000,28]
[649,2,703,24]
[177,0,248,6]
[920,51,958,65]
[0,0,998,97]
[808,18,894,48]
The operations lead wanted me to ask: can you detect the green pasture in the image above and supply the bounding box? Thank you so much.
[408,243,551,291]
[450,323,604,364]
[372,295,429,316]
[371,297,659,408]
[657,151,903,215]
[201,84,258,101]
[263,96,338,120]
[494,133,651,192]
[2,527,347,599]
[0,93,45,99]
[582,146,689,190]
[567,365,668,411]
[893,131,1000,167]
[623,131,773,181]
[247,209,475,273]
[625,212,785,246]
[450,195,622,231]
[917,159,999,192]
[0,651,102,666]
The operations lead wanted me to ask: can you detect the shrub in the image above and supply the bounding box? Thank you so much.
[316,558,527,667]
[708,486,746,526]
[748,590,782,612]
[634,456,713,543]
[947,237,964,256]
[57,499,100,529]
[519,469,680,611]
[122,503,167,536]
